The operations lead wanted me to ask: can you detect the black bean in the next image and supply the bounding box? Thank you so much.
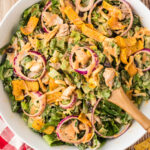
[41,28,46,33]
[17,107,23,113]
[6,47,14,53]
[79,12,84,17]
[104,60,111,67]
[89,106,93,113]
[58,69,64,74]
[88,140,93,146]
[86,101,93,112]
[86,100,91,107]
[23,36,28,43]
[134,60,138,67]
[97,1,102,6]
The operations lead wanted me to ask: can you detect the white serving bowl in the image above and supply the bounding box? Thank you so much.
[0,0,150,150]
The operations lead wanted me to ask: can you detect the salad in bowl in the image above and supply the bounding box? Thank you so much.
[0,0,150,149]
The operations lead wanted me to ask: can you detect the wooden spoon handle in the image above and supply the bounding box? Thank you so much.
[147,128,150,133]
[142,0,150,9]
[109,87,150,132]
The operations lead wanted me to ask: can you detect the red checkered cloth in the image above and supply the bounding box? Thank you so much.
[0,116,33,150]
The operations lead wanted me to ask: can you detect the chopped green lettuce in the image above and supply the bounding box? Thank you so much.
[43,133,64,146]
[48,68,63,80]
[71,31,81,44]
[145,36,150,48]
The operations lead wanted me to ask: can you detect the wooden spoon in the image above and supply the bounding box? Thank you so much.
[142,0,150,9]
[109,87,150,132]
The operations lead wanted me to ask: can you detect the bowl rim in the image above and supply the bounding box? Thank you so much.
[0,0,22,27]
[0,0,149,150]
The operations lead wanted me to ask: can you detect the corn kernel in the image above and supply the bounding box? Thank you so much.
[50,57,58,63]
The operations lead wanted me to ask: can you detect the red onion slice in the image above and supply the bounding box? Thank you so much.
[70,47,99,75]
[41,1,52,33]
[59,93,77,109]
[88,0,133,36]
[56,116,91,144]
[92,99,131,139]
[75,0,94,12]
[14,50,46,81]
[119,0,133,36]
[88,0,102,25]
[133,49,150,72]
[22,92,46,117]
